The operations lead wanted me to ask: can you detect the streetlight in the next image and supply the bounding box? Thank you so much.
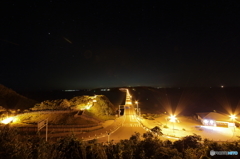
[138,108,141,117]
[230,114,237,132]
[135,101,138,116]
[169,115,177,133]
[107,132,111,143]
[118,105,121,117]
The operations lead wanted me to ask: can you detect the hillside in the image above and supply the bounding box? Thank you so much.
[0,84,37,110]
[13,112,96,126]
[19,88,126,107]
[16,86,240,117]
[31,95,116,120]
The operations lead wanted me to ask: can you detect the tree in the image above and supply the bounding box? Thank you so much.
[59,99,70,108]
[129,132,141,144]
[54,135,86,159]
[143,131,154,139]
[173,134,202,152]
[151,126,163,136]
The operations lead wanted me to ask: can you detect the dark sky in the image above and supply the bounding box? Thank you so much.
[1,1,240,91]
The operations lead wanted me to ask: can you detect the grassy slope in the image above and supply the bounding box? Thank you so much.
[10,95,116,126]
[12,112,96,126]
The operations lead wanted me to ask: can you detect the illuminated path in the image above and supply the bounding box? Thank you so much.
[75,88,147,142]
[76,88,177,142]
[92,89,178,142]
[96,105,147,143]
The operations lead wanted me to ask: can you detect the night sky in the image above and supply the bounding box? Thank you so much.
[1,1,240,91]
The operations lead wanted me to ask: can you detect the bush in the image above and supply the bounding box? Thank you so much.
[148,116,155,120]
[163,125,169,128]
[151,126,163,136]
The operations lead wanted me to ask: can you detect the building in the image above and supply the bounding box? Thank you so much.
[196,112,235,128]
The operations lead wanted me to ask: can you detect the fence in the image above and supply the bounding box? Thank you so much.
[16,124,103,134]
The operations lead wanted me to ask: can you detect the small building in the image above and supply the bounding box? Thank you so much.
[196,112,235,128]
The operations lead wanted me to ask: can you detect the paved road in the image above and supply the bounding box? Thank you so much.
[96,106,147,143]
[46,105,148,143]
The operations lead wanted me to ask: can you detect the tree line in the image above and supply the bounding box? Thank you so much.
[0,125,239,159]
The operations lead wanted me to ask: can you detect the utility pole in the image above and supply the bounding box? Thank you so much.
[38,118,48,141]
[118,105,122,117]
[107,132,110,143]
[135,101,138,116]
[173,122,174,133]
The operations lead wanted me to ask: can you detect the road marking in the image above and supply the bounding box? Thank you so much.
[130,115,138,122]
[123,123,141,127]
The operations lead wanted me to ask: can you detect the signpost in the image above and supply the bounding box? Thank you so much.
[119,105,124,117]
[107,132,110,143]
[38,118,48,141]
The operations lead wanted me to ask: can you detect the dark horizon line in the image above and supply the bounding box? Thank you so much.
[15,85,240,92]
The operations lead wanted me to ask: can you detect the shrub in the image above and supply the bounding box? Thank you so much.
[163,125,169,128]
[148,116,155,120]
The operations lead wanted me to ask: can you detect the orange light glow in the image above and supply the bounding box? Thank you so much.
[169,115,177,122]
[1,117,14,124]
[230,114,237,120]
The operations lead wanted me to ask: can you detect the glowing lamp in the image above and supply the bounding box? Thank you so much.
[230,115,237,120]
[1,117,14,124]
[169,115,177,122]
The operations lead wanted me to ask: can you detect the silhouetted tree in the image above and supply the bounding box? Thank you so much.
[173,134,202,152]
[151,126,163,136]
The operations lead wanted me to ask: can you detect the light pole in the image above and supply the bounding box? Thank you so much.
[230,115,237,132]
[135,101,138,116]
[169,115,177,133]
[138,108,141,117]
[118,105,121,117]
[107,132,110,143]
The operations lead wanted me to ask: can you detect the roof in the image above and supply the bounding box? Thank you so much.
[196,112,231,122]
[196,112,209,119]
